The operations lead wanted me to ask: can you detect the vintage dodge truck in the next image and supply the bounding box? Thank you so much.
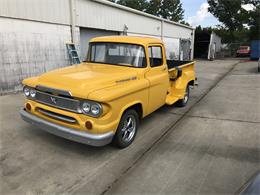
[20,36,196,148]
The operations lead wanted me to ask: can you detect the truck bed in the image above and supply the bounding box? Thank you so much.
[167,60,193,70]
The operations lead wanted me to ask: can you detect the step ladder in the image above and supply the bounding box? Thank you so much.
[66,43,81,64]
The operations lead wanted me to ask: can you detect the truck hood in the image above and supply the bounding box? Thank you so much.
[36,63,138,99]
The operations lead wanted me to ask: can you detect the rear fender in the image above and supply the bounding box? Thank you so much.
[168,65,195,99]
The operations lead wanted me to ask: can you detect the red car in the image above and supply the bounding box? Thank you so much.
[236,46,251,57]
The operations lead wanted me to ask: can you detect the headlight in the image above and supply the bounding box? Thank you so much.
[23,86,36,98]
[82,102,91,113]
[30,89,36,98]
[91,104,100,115]
[23,87,30,97]
[81,101,102,117]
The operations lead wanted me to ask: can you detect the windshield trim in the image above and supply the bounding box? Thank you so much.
[85,42,147,68]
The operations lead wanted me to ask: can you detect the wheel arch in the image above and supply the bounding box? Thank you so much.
[120,102,143,121]
[188,79,195,87]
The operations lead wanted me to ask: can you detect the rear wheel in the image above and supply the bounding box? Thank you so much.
[176,86,190,107]
[113,109,139,148]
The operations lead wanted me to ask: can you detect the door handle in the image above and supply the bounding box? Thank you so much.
[162,67,167,71]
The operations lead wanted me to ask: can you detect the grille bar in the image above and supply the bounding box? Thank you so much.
[35,91,82,113]
[38,108,77,123]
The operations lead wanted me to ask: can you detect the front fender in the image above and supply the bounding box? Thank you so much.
[88,79,150,127]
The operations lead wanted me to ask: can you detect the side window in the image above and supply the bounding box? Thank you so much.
[148,46,163,67]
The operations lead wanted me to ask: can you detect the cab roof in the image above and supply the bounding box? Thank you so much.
[90,36,163,45]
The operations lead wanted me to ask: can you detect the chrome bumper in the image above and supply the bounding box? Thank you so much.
[20,109,114,147]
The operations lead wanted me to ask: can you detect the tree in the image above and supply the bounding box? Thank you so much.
[146,0,184,22]
[158,0,184,22]
[108,0,185,22]
[146,0,161,16]
[208,0,246,41]
[180,21,190,26]
[245,1,260,40]
[207,0,260,41]
[114,0,148,12]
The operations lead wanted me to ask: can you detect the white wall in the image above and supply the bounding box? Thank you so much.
[0,0,71,25]
[76,0,162,36]
[208,32,222,60]
[163,22,193,39]
[0,18,74,93]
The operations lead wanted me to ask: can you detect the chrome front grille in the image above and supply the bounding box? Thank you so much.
[35,90,82,113]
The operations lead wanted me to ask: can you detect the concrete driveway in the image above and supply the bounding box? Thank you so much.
[0,59,259,194]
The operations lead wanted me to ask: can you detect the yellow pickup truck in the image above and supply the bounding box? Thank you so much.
[20,36,196,148]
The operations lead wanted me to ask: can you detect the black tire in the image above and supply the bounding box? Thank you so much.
[112,109,139,148]
[176,85,190,107]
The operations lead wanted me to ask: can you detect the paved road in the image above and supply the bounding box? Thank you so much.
[0,59,259,194]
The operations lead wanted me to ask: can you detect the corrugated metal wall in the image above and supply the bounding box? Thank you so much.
[163,22,193,39]
[0,0,71,25]
[76,0,162,36]
[0,0,193,39]
[0,18,73,93]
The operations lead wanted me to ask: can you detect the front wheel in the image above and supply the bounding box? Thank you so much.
[112,109,139,148]
[176,86,190,107]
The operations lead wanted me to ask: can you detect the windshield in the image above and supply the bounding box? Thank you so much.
[87,42,146,67]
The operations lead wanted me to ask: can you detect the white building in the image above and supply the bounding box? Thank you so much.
[0,0,195,94]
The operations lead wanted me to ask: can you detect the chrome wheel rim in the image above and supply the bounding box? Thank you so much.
[121,115,136,143]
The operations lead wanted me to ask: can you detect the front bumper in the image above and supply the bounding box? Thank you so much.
[20,109,114,146]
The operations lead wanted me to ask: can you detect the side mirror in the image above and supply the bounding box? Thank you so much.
[177,68,182,78]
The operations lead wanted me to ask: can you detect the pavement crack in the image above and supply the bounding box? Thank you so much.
[185,114,260,124]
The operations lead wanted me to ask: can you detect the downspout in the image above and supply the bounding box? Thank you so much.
[161,20,164,40]
[70,0,76,43]
[191,28,195,60]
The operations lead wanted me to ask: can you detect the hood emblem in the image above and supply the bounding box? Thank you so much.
[116,76,137,83]
[50,97,57,104]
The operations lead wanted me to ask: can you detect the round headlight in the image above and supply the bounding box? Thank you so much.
[82,102,91,113]
[23,87,30,97]
[30,89,36,98]
[91,104,100,115]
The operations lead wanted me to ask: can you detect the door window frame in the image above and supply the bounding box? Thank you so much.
[148,44,164,68]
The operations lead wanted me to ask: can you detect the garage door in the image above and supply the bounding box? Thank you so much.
[80,28,119,61]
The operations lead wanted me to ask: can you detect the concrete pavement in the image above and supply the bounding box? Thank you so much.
[105,61,260,195]
[1,59,259,194]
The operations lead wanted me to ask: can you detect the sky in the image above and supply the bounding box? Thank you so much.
[181,0,220,27]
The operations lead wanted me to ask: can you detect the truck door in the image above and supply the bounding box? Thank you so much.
[145,45,169,113]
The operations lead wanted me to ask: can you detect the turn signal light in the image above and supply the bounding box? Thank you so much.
[26,103,31,111]
[85,121,93,130]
